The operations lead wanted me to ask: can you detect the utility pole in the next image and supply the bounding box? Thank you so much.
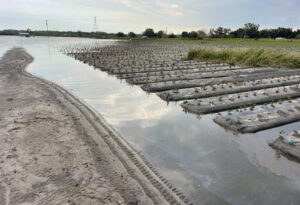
[46,19,49,37]
[93,16,97,38]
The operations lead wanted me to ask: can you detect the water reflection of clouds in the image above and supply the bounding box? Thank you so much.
[86,94,174,126]
[46,64,178,126]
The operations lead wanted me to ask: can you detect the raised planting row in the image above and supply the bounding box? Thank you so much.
[115,65,248,79]
[141,70,300,92]
[181,84,300,114]
[213,99,300,133]
[113,64,246,77]
[269,130,300,161]
[158,75,300,101]
[77,55,236,75]
[127,67,277,84]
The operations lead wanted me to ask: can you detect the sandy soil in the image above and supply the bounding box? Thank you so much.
[0,48,189,205]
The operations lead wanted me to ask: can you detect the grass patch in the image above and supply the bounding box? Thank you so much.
[148,38,300,54]
[186,48,300,68]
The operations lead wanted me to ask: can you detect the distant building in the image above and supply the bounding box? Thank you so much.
[275,37,286,40]
[19,32,30,37]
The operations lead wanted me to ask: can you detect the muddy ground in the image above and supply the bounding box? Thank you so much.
[0,48,190,205]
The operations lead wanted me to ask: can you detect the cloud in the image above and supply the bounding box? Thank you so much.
[0,0,299,32]
[156,1,183,17]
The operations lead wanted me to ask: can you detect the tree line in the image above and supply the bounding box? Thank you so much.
[1,23,299,39]
[210,23,300,39]
[116,24,300,39]
[140,23,300,39]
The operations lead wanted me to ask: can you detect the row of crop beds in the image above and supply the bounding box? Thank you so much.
[63,40,300,136]
[63,40,300,161]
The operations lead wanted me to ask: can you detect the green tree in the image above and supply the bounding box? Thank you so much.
[244,23,260,38]
[156,30,164,38]
[116,32,125,37]
[143,28,155,37]
[197,30,208,39]
[275,27,295,38]
[188,31,198,38]
[209,27,230,38]
[128,32,136,38]
[168,33,177,38]
[258,29,272,38]
[181,31,189,38]
[230,28,245,38]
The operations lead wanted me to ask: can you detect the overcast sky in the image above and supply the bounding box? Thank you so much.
[0,0,299,33]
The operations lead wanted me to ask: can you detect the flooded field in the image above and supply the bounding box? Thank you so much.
[1,36,300,205]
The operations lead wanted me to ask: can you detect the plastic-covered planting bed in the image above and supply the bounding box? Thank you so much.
[105,62,232,75]
[113,64,243,76]
[142,70,300,92]
[127,67,276,84]
[213,99,300,133]
[116,66,247,79]
[159,76,300,101]
[269,130,300,161]
[96,60,196,72]
[181,85,300,114]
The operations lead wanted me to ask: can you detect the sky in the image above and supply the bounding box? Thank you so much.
[0,0,299,34]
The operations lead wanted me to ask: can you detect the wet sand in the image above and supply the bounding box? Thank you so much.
[0,48,189,205]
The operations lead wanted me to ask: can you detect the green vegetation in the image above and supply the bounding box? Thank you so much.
[186,48,300,68]
[143,28,156,37]
[1,22,299,40]
[128,32,136,38]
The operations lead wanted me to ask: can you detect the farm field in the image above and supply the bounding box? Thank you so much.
[2,0,300,204]
[64,40,300,135]
[64,39,300,169]
[62,39,300,193]
[1,36,300,205]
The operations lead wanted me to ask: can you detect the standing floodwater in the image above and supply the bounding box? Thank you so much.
[1,36,300,205]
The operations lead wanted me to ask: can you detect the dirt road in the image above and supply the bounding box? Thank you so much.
[0,48,189,205]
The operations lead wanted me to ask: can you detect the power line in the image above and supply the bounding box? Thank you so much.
[46,19,49,36]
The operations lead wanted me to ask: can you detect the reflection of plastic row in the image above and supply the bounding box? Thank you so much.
[180,85,300,114]
[159,75,300,101]
[213,99,300,133]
